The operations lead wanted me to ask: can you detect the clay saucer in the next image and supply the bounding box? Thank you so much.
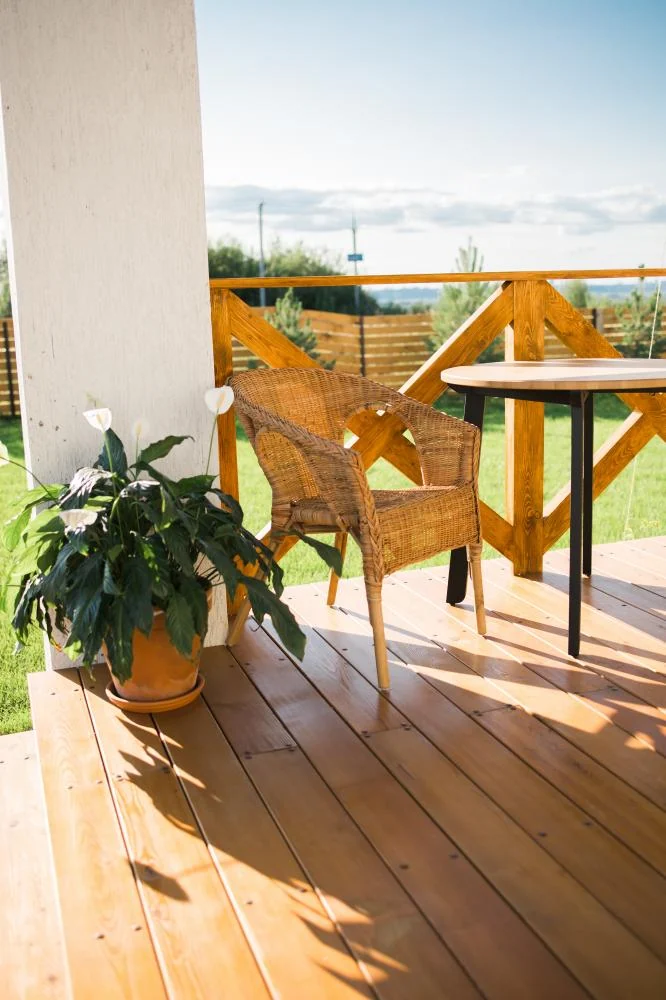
[105,673,205,714]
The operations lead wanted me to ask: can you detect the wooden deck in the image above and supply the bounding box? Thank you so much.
[4,536,666,999]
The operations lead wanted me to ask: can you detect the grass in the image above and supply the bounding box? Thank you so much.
[0,420,47,734]
[238,394,665,584]
[1,396,664,735]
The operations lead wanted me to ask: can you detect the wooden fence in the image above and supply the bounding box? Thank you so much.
[1,300,660,416]
[231,305,649,387]
[209,268,666,603]
[0,318,19,418]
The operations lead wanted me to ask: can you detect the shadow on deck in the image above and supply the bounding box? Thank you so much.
[3,536,666,999]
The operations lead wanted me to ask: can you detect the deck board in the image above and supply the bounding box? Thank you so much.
[24,536,666,999]
[0,731,69,1000]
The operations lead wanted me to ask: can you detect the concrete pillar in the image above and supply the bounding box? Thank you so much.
[0,0,227,662]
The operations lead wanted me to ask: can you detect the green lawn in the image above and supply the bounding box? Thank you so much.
[1,397,664,734]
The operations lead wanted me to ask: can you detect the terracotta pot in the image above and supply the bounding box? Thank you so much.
[106,606,204,704]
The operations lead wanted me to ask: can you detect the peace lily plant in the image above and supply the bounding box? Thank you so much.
[1,389,339,703]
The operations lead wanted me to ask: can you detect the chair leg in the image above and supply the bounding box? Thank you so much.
[326,532,348,606]
[365,580,390,691]
[226,594,252,646]
[467,542,486,635]
[227,531,281,647]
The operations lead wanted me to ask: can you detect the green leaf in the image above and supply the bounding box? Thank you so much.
[40,544,76,603]
[244,577,306,660]
[103,561,121,596]
[171,474,215,497]
[123,556,154,637]
[160,524,194,577]
[59,467,111,509]
[293,531,343,576]
[136,435,191,467]
[180,577,209,638]
[104,600,135,683]
[97,429,128,475]
[165,591,195,658]
[3,507,32,552]
[199,539,240,597]
[139,537,172,599]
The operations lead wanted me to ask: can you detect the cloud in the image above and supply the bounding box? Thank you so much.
[205,183,666,237]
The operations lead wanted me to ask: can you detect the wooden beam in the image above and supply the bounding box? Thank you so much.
[544,284,666,443]
[211,288,239,502]
[479,501,515,560]
[542,410,656,550]
[505,281,546,574]
[210,267,666,290]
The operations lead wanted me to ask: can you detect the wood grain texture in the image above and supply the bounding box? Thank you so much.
[202,650,480,999]
[292,581,666,961]
[0,730,69,1000]
[155,680,374,1000]
[79,669,269,1000]
[211,287,239,503]
[325,568,666,877]
[234,625,585,1000]
[505,282,546,573]
[28,670,167,1000]
[210,267,666,289]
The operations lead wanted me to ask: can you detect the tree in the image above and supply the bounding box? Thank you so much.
[429,239,501,361]
[564,279,590,309]
[207,238,380,315]
[0,242,11,316]
[616,274,665,358]
[265,288,334,368]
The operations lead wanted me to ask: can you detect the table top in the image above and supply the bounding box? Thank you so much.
[441,358,666,392]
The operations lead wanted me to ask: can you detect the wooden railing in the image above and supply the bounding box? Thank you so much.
[225,269,666,594]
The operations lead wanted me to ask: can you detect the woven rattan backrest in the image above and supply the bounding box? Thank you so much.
[230,367,407,443]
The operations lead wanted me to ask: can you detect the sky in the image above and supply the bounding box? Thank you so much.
[195,0,666,277]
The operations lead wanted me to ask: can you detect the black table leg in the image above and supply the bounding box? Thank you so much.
[582,392,594,577]
[447,392,486,605]
[569,394,584,657]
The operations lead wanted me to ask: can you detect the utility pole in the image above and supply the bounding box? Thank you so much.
[348,216,365,375]
[258,201,266,308]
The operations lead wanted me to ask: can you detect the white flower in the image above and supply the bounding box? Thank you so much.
[59,509,98,529]
[83,408,112,432]
[205,386,234,415]
[0,441,9,467]
[131,418,150,442]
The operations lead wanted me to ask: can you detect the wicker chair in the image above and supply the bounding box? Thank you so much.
[226,368,486,690]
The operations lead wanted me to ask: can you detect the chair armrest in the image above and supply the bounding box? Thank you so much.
[390,398,481,488]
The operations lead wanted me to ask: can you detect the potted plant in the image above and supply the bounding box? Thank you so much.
[1,388,339,712]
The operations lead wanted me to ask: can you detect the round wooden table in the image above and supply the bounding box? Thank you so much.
[441,358,666,657]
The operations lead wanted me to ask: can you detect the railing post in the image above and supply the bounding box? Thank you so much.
[505,280,546,574]
[211,287,239,503]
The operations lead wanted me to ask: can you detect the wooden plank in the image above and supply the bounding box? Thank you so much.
[293,581,666,960]
[544,284,666,441]
[211,287,239,502]
[200,652,481,999]
[315,575,666,876]
[388,567,666,811]
[79,668,269,999]
[210,267,666,289]
[505,281,545,574]
[28,670,168,1000]
[543,410,656,550]
[155,668,374,1000]
[0,730,69,1000]
[600,540,666,589]
[564,548,665,620]
[234,625,586,1000]
[345,285,514,478]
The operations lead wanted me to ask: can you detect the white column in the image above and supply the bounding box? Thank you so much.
[0,0,227,663]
